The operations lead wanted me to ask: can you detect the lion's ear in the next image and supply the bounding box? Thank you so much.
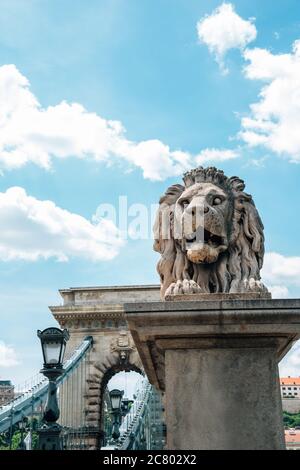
[228,176,245,192]
[158,184,185,205]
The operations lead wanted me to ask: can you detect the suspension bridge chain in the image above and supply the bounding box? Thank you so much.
[117,380,152,450]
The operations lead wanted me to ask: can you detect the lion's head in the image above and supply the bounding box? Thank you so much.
[153,166,269,299]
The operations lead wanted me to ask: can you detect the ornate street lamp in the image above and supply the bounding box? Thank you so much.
[37,327,69,450]
[109,389,124,440]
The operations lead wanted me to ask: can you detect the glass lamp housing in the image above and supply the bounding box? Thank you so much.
[110,389,124,411]
[37,327,69,368]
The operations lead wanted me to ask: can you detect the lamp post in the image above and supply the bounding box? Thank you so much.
[109,389,124,441]
[37,327,69,450]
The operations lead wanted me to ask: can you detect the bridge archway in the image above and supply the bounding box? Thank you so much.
[85,343,144,445]
[50,285,161,449]
[100,366,144,446]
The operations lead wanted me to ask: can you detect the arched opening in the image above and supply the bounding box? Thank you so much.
[108,371,143,399]
[100,365,144,447]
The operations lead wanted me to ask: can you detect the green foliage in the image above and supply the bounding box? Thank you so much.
[0,426,39,450]
[283,411,300,428]
[0,430,21,450]
[31,432,39,449]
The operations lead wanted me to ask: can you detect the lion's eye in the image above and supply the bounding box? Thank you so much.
[180,199,189,206]
[213,197,222,205]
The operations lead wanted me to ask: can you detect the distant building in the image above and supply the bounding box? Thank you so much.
[0,380,14,405]
[285,429,300,450]
[280,377,300,399]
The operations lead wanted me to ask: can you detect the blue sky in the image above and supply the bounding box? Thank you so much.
[0,0,300,385]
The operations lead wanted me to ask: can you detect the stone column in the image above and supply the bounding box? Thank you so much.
[124,295,300,450]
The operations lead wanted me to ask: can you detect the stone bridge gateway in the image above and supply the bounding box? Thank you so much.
[49,285,161,448]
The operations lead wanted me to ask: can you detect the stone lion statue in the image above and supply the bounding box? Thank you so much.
[153,166,269,299]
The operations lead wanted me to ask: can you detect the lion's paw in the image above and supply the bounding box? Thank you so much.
[165,279,202,297]
[243,278,268,293]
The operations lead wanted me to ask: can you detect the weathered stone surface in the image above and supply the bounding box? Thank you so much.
[87,398,101,406]
[166,348,284,450]
[86,392,100,399]
[165,292,271,302]
[125,297,300,450]
[153,166,268,299]
[57,284,160,306]
[87,383,100,389]
[125,297,300,390]
[86,404,99,413]
[88,372,102,381]
[282,399,300,413]
[85,412,100,422]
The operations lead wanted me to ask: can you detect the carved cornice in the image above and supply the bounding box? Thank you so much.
[50,304,125,322]
[50,305,128,332]
[52,311,125,321]
[50,303,124,311]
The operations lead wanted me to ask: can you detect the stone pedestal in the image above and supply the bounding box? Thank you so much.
[124,296,300,450]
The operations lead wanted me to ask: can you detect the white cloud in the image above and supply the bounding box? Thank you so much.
[0,341,19,367]
[239,41,300,162]
[0,64,237,181]
[197,6,300,165]
[195,147,239,165]
[0,64,192,180]
[0,186,124,262]
[279,340,300,377]
[268,285,289,299]
[262,252,300,288]
[197,3,257,73]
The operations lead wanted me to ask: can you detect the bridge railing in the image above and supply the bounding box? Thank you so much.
[117,379,151,448]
